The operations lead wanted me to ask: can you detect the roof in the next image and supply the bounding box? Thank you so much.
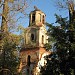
[34,6,41,11]
[30,6,46,16]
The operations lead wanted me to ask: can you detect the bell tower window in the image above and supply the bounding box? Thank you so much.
[42,15,45,24]
[31,34,34,41]
[42,35,44,44]
[32,13,35,23]
[40,14,41,22]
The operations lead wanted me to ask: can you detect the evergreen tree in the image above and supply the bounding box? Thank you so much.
[40,10,75,75]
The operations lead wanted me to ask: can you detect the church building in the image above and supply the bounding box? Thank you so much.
[19,7,50,75]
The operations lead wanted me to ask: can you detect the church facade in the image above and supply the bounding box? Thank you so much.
[24,8,48,48]
[19,7,50,75]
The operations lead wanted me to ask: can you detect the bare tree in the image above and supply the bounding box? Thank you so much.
[55,0,74,9]
[0,0,32,32]
[52,0,75,23]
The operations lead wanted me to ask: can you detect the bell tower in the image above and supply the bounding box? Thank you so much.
[25,7,47,48]
[24,6,48,48]
[19,7,49,74]
[29,6,46,27]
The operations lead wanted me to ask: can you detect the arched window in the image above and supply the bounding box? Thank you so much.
[31,34,34,41]
[27,55,31,66]
[40,14,41,22]
[42,35,44,44]
[32,13,35,23]
[42,15,45,24]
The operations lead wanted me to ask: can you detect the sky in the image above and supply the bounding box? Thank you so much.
[0,0,69,33]
[21,0,69,28]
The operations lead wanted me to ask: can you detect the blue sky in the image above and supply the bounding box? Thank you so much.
[0,0,69,32]
[21,0,69,28]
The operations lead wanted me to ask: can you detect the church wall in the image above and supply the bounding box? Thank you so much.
[19,47,47,73]
[38,26,47,47]
[24,28,40,48]
[35,11,45,26]
[36,28,39,46]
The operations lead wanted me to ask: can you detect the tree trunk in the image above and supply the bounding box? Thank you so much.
[74,69,75,75]
[1,0,9,32]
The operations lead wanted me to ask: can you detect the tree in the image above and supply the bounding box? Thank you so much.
[40,52,60,75]
[0,0,32,74]
[55,0,75,10]
[0,0,31,32]
[40,1,75,74]
[16,25,27,49]
[0,32,20,75]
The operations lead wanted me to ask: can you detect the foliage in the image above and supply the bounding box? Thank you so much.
[17,25,26,48]
[0,32,20,74]
[0,0,34,74]
[40,52,60,75]
[9,33,21,46]
[40,12,75,75]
